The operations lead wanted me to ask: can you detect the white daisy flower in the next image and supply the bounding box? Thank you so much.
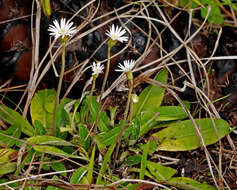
[115,60,136,73]
[91,62,104,76]
[48,18,77,40]
[105,24,128,43]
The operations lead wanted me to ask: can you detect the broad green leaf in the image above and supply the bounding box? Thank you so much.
[51,162,66,177]
[30,89,56,131]
[139,140,158,154]
[78,124,90,151]
[167,177,216,190]
[88,96,110,132]
[100,124,135,146]
[55,99,71,138]
[155,106,188,121]
[125,155,176,181]
[133,68,168,118]
[200,0,223,24]
[34,120,47,135]
[0,124,21,147]
[0,162,16,175]
[125,155,141,166]
[27,135,73,146]
[153,118,231,151]
[147,161,176,181]
[0,105,35,136]
[94,135,107,155]
[70,167,87,184]
[101,126,122,146]
[33,145,84,159]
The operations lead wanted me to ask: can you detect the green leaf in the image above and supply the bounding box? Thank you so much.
[147,161,176,181]
[139,140,158,154]
[101,126,122,146]
[70,167,87,184]
[0,105,35,136]
[87,146,95,184]
[132,69,168,136]
[133,68,168,118]
[0,148,17,175]
[155,106,188,121]
[200,1,223,24]
[78,124,90,151]
[88,96,110,132]
[125,155,176,181]
[167,177,216,190]
[0,162,16,175]
[0,124,21,147]
[125,155,141,166]
[51,162,66,177]
[27,135,73,146]
[55,99,71,138]
[34,120,47,135]
[140,143,149,180]
[0,149,16,163]
[152,118,231,151]
[94,135,107,155]
[96,139,116,184]
[33,145,83,159]
[30,89,56,131]
[128,119,140,145]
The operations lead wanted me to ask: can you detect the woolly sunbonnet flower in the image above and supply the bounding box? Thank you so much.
[105,24,128,43]
[91,62,104,76]
[48,18,77,40]
[115,60,136,73]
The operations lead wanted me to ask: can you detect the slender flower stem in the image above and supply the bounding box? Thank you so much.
[114,78,133,161]
[52,41,66,136]
[86,76,97,123]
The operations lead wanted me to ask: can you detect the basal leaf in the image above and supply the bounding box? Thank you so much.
[101,126,122,146]
[70,167,87,184]
[0,162,16,175]
[153,118,231,151]
[33,145,83,159]
[167,177,216,190]
[133,68,168,118]
[200,0,223,24]
[0,124,21,147]
[27,135,73,146]
[85,96,110,132]
[51,162,67,177]
[0,105,35,136]
[155,106,188,121]
[147,161,176,181]
[30,89,56,131]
